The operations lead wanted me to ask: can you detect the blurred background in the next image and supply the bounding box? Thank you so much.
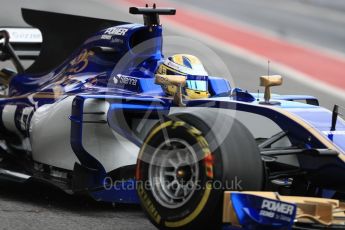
[0,0,344,229]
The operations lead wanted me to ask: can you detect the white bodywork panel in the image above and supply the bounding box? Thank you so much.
[2,105,32,151]
[30,96,139,172]
[2,105,19,133]
[82,99,139,173]
[30,96,80,169]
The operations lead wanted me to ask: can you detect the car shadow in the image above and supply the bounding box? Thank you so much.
[0,178,142,214]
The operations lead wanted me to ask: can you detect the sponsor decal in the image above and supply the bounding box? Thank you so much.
[261,199,295,215]
[113,74,138,86]
[172,121,186,129]
[101,34,112,40]
[104,27,128,36]
[231,194,296,228]
[111,38,124,44]
[187,125,214,179]
[0,28,42,43]
[259,199,295,223]
[323,130,345,135]
[19,107,34,131]
[68,49,94,73]
[113,76,118,84]
[137,185,161,224]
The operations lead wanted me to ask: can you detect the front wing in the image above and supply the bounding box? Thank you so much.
[223,191,345,229]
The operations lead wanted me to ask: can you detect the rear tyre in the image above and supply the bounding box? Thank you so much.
[136,111,264,229]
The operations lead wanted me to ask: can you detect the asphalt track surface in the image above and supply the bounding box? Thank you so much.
[0,0,345,229]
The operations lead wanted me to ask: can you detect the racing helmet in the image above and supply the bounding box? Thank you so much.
[156,54,209,99]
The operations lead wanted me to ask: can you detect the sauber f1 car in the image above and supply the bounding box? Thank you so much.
[0,5,345,230]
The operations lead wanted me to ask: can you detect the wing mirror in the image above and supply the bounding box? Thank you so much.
[155,74,186,106]
[260,75,283,105]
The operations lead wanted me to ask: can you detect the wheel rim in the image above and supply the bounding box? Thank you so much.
[148,138,200,209]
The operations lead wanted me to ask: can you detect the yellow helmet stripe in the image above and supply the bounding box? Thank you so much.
[161,64,186,75]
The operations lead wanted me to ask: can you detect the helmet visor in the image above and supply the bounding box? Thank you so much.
[186,79,207,91]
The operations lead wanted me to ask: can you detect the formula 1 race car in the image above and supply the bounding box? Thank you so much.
[0,5,345,230]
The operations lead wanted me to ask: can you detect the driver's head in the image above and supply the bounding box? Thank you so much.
[156,54,209,99]
[157,54,208,76]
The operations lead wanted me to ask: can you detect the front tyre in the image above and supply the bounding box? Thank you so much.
[136,111,263,229]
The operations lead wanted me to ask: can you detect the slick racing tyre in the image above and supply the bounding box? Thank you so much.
[136,110,264,229]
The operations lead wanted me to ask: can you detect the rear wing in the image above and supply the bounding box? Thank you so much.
[0,27,42,73]
[1,9,129,75]
[21,8,129,75]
